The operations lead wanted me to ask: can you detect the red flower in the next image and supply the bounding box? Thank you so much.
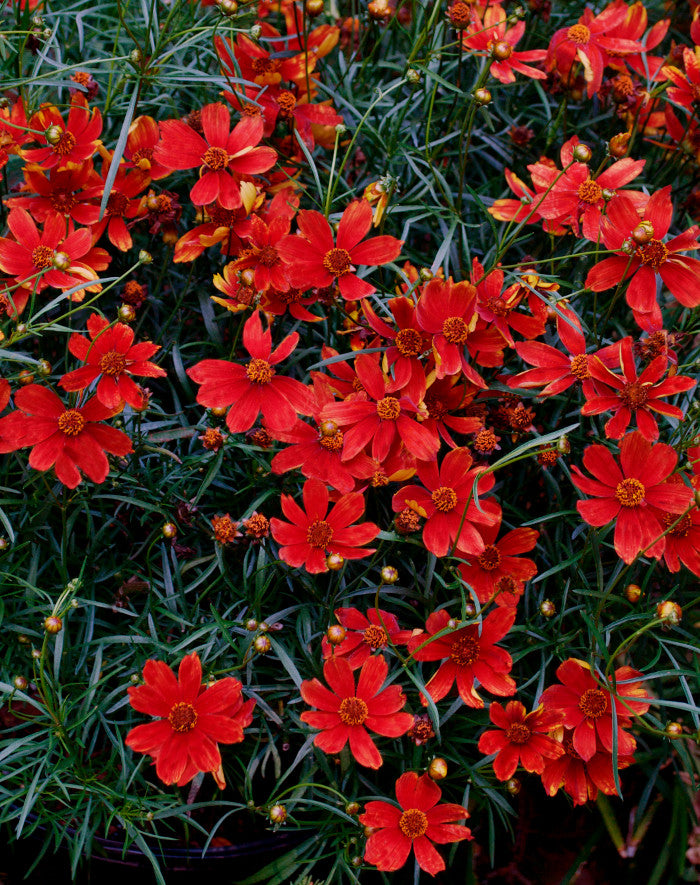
[0,385,132,488]
[59,314,166,410]
[585,188,700,330]
[458,524,539,606]
[187,310,314,435]
[360,772,471,875]
[540,727,635,806]
[24,95,102,169]
[321,607,412,669]
[581,337,695,441]
[656,503,700,577]
[277,200,402,300]
[229,212,293,292]
[124,115,172,180]
[320,354,439,464]
[300,654,413,768]
[409,608,516,709]
[270,478,379,573]
[126,652,254,787]
[540,659,650,762]
[463,5,547,84]
[420,376,483,449]
[5,163,100,225]
[662,48,700,113]
[391,447,500,557]
[571,431,693,564]
[477,701,564,780]
[154,103,277,210]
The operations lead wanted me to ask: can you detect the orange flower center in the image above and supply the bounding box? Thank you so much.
[107,191,129,216]
[477,545,501,571]
[32,245,55,270]
[562,731,581,758]
[496,574,518,595]
[338,696,368,726]
[363,624,388,649]
[620,381,649,409]
[251,57,280,75]
[567,23,591,44]
[636,239,669,269]
[485,296,510,318]
[450,634,480,667]
[50,190,77,213]
[322,248,353,278]
[372,469,389,487]
[425,395,446,420]
[276,90,297,118]
[474,428,498,454]
[376,396,401,421]
[569,353,590,380]
[52,130,77,156]
[202,146,229,171]
[662,511,692,536]
[319,429,344,452]
[431,485,458,512]
[505,722,531,744]
[246,358,274,384]
[395,327,424,357]
[577,179,602,204]
[398,808,429,839]
[615,477,645,508]
[99,350,128,377]
[257,245,278,266]
[168,701,199,733]
[306,519,333,548]
[442,316,470,345]
[578,688,608,719]
[58,409,86,436]
[131,147,154,168]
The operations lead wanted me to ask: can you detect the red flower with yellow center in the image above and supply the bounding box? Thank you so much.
[409,608,516,709]
[126,652,254,787]
[571,430,693,564]
[320,607,412,669]
[458,523,539,606]
[270,477,379,574]
[478,700,564,781]
[24,94,102,170]
[300,654,412,768]
[360,772,471,875]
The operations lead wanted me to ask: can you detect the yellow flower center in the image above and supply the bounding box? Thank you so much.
[376,396,401,421]
[322,248,353,277]
[615,477,645,508]
[578,688,608,719]
[202,146,229,171]
[505,722,531,745]
[567,24,591,45]
[477,545,501,571]
[442,316,470,345]
[431,486,458,512]
[636,239,669,269]
[32,245,55,271]
[398,808,429,839]
[245,358,274,384]
[168,701,199,733]
[338,696,369,726]
[450,634,480,667]
[306,519,333,548]
[58,409,85,437]
[363,624,388,649]
[99,350,128,377]
[577,179,603,204]
[395,327,424,357]
[569,353,590,380]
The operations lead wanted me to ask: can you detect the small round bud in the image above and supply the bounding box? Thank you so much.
[18,370,35,386]
[31,648,42,660]
[218,0,238,14]
[620,238,636,256]
[491,41,512,61]
[428,757,448,780]
[70,598,79,609]
[335,123,347,135]
[36,359,52,377]
[608,132,631,158]
[129,49,143,66]
[345,801,360,815]
[249,24,262,40]
[557,435,571,454]
[695,488,700,508]
[52,251,70,271]
[447,617,460,629]
[624,583,642,603]
[474,87,492,105]
[665,721,683,738]
[254,634,271,654]
[17,634,30,645]
[319,419,339,437]
[631,222,654,245]
[326,553,344,571]
[506,777,521,795]
[351,856,363,868]
[0,537,8,551]
[326,624,347,645]
[259,621,270,632]
[138,249,153,264]
[656,600,682,625]
[540,599,556,618]
[245,618,258,631]
[380,565,399,584]
[406,68,421,85]
[464,602,476,618]
[572,143,592,163]
[240,268,256,288]
[161,522,177,540]
[269,804,287,824]
[130,673,140,683]
[13,675,28,690]
[118,304,136,322]
[363,825,377,837]
[601,188,615,202]
[15,324,29,336]
[44,615,63,634]
[211,406,228,418]
[419,267,433,281]
[306,0,324,16]
[45,125,63,145]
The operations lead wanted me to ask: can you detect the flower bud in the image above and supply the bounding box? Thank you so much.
[665,721,683,738]
[406,68,421,85]
[380,565,399,584]
[0,537,8,551]
[161,522,177,540]
[44,615,63,634]
[624,583,642,603]
[254,634,271,654]
[540,599,556,618]
[656,600,681,625]
[13,675,28,690]
[631,222,654,245]
[491,41,513,60]
[138,250,153,264]
[129,49,143,66]
[326,624,347,645]
[269,804,287,824]
[306,0,324,16]
[45,125,63,145]
[18,370,34,386]
[245,618,258,631]
[464,602,476,618]
[52,251,71,271]
[36,359,52,377]
[118,304,136,322]
[217,0,238,14]
[572,143,592,163]
[608,132,631,158]
[326,553,344,571]
[345,801,360,815]
[557,435,571,454]
[506,777,521,795]
[474,88,492,106]
[428,757,448,780]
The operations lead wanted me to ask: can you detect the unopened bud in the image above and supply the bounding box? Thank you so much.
[609,132,631,158]
[45,125,63,145]
[138,249,153,264]
[249,24,262,39]
[161,522,177,539]
[13,675,28,690]
[491,41,512,61]
[380,565,399,584]
[656,600,682,625]
[326,553,344,571]
[474,88,492,106]
[326,624,347,645]
[52,251,71,271]
[572,143,592,163]
[624,583,642,603]
[36,359,52,377]
[506,777,521,795]
[44,615,63,634]
[406,68,421,85]
[540,599,556,618]
[631,222,654,245]
[218,0,238,14]
[305,0,324,16]
[665,721,683,738]
[428,757,448,780]
[254,634,271,654]
[345,801,360,815]
[269,804,287,823]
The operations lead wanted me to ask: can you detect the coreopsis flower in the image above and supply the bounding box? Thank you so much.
[656,503,700,577]
[420,376,484,449]
[187,310,314,435]
[571,431,694,564]
[462,5,547,84]
[123,115,172,180]
[458,524,539,606]
[126,652,254,787]
[540,727,634,806]
[488,168,546,227]
[0,385,132,488]
[60,314,166,410]
[540,659,651,761]
[320,607,412,669]
[662,48,700,114]
[409,608,516,709]
[473,259,545,346]
[88,159,150,252]
[270,478,379,573]
[228,212,293,292]
[581,337,695,441]
[584,188,700,331]
[299,654,413,768]
[277,200,403,300]
[5,163,101,225]
[391,447,501,557]
[477,701,564,780]
[154,103,277,210]
[359,772,471,875]
[320,354,439,463]
[547,5,643,98]
[24,95,102,170]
